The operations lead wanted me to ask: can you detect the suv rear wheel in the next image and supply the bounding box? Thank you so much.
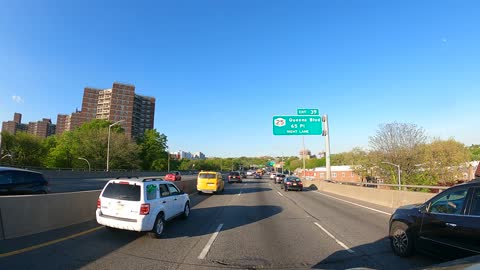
[148,213,165,239]
[182,202,190,219]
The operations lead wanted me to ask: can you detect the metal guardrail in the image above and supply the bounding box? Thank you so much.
[300,178,450,192]
[334,181,450,191]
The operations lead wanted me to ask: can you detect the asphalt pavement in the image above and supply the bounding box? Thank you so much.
[0,177,441,269]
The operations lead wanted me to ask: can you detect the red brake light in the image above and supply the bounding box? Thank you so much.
[97,199,101,209]
[119,181,129,185]
[140,203,150,215]
[287,182,292,185]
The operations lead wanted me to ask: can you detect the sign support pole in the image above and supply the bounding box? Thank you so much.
[323,115,331,180]
[302,136,306,179]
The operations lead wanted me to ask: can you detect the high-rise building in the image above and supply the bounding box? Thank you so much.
[27,118,56,138]
[2,113,28,134]
[1,113,55,138]
[57,82,155,137]
[56,110,82,135]
[299,149,312,160]
[193,152,206,160]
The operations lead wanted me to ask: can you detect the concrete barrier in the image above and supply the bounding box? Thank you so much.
[304,180,435,209]
[0,179,198,240]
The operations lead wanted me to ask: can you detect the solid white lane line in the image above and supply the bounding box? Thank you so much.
[314,191,392,216]
[198,223,224,260]
[314,222,354,254]
[277,191,284,197]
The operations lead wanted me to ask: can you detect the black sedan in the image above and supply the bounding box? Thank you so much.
[389,180,480,260]
[284,176,303,191]
[0,167,49,195]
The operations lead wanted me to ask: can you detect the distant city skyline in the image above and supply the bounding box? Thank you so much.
[1,1,479,157]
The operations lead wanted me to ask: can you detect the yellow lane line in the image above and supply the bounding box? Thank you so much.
[0,226,104,258]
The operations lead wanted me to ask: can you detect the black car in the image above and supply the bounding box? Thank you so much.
[228,171,242,183]
[389,180,480,259]
[0,167,49,195]
[284,176,303,191]
[254,173,262,179]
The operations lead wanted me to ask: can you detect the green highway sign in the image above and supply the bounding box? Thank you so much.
[273,115,323,135]
[297,108,319,115]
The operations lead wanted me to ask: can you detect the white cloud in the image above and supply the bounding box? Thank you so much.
[12,95,24,104]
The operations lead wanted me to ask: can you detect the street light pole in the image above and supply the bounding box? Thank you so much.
[107,119,125,172]
[1,154,12,160]
[167,152,170,172]
[78,157,91,171]
[382,161,401,190]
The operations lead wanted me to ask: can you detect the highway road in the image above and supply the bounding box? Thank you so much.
[0,177,441,269]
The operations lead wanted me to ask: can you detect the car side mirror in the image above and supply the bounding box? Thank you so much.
[179,191,185,195]
[419,204,428,214]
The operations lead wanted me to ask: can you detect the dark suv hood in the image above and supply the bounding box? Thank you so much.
[397,203,423,210]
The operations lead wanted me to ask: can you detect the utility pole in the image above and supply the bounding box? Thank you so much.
[323,115,331,180]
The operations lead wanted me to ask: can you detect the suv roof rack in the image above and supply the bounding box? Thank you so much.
[115,176,139,179]
[141,177,163,182]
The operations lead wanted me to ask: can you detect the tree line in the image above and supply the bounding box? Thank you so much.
[0,119,274,171]
[286,122,476,187]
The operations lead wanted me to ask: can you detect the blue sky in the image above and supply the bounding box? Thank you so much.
[1,0,479,157]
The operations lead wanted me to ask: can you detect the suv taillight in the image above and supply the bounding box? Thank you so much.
[97,199,101,209]
[140,203,150,215]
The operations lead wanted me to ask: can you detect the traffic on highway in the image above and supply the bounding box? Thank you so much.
[1,1,480,269]
[1,169,479,269]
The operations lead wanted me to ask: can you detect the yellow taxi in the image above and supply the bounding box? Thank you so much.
[196,171,225,194]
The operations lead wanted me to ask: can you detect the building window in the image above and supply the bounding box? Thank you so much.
[351,172,355,177]
[332,173,337,178]
[320,173,325,178]
[342,172,345,177]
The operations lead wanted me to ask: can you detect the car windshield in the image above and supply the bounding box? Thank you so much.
[102,183,141,201]
[2,2,478,269]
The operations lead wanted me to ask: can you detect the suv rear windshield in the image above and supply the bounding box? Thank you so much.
[102,183,141,201]
[199,173,216,179]
[229,172,240,176]
[287,177,301,182]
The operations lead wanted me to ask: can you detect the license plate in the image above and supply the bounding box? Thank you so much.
[208,183,215,186]
[116,204,124,211]
[293,183,297,186]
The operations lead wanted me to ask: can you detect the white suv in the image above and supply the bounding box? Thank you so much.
[96,177,190,238]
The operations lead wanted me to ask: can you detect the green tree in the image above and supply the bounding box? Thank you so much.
[45,119,139,170]
[137,129,168,170]
[8,132,45,167]
[469,144,480,161]
[369,122,427,185]
[419,139,471,185]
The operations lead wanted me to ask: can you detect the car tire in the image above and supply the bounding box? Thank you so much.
[390,222,414,257]
[182,202,190,219]
[148,213,165,239]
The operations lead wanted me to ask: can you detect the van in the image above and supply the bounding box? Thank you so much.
[197,171,225,194]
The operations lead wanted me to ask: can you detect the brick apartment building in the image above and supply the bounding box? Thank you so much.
[1,113,55,138]
[297,165,363,183]
[57,82,155,138]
